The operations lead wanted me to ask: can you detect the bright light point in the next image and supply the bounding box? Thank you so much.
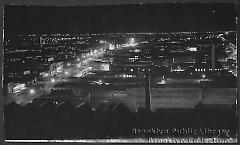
[133,49,140,52]
[187,47,197,51]
[130,38,135,43]
[109,44,115,50]
[29,89,35,94]
[65,71,69,75]
[157,80,166,84]
[51,78,55,83]
[77,58,80,61]
[67,63,70,66]
[202,74,206,79]
[99,40,106,44]
[44,73,49,77]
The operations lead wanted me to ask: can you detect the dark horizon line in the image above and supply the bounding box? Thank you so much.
[5,29,236,36]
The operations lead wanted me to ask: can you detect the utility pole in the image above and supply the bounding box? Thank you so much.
[145,66,151,111]
[201,74,206,102]
[211,43,215,71]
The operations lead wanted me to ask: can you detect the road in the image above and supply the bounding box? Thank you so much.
[7,42,137,106]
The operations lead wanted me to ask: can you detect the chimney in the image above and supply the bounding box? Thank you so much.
[40,36,43,48]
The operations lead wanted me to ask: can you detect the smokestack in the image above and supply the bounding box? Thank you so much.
[40,36,43,48]
[145,68,151,111]
[211,43,215,71]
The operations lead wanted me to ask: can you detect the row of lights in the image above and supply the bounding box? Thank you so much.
[33,44,107,96]
[194,68,222,72]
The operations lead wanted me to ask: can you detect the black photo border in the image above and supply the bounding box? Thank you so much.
[0,0,239,144]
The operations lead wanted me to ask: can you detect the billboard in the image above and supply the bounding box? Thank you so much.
[48,57,54,62]
[8,83,26,94]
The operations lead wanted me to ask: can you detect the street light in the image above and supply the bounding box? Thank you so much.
[44,73,49,77]
[201,74,206,80]
[51,78,55,83]
[201,74,206,101]
[29,89,35,94]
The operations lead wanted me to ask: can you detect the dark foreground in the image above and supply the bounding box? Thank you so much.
[4,100,237,140]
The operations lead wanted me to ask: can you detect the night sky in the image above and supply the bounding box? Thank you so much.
[4,3,237,35]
